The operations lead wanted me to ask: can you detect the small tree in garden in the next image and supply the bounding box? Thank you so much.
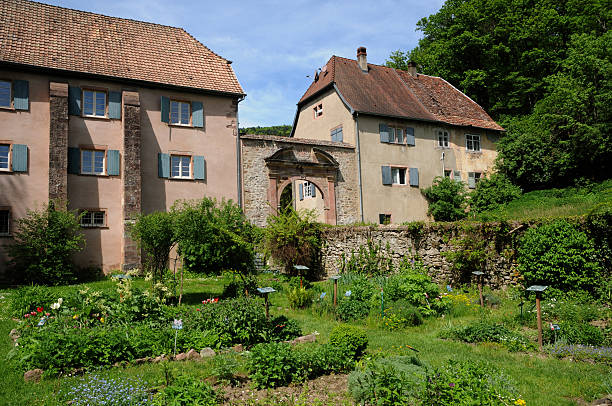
[422,176,468,221]
[469,173,522,213]
[9,201,85,285]
[129,211,176,283]
[263,206,322,276]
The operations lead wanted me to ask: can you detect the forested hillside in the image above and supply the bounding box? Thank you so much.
[240,125,292,137]
[387,0,611,191]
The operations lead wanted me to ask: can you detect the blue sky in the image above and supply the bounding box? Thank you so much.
[42,0,445,127]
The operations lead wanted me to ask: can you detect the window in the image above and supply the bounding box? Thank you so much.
[0,144,10,171]
[81,149,105,175]
[313,103,323,118]
[468,172,482,188]
[0,81,11,108]
[331,126,343,142]
[466,134,481,152]
[0,209,9,235]
[304,182,316,198]
[171,155,191,178]
[392,167,407,185]
[80,210,106,227]
[388,127,404,144]
[444,169,452,178]
[170,100,191,125]
[379,214,391,225]
[437,130,449,148]
[82,90,107,117]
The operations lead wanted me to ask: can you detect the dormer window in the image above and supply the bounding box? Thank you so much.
[82,90,107,117]
[313,104,323,118]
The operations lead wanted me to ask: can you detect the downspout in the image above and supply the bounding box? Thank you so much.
[355,112,364,222]
[236,95,246,208]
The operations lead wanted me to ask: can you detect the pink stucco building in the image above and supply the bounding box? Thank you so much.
[0,0,244,274]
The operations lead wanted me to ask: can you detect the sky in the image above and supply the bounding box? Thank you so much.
[42,0,445,127]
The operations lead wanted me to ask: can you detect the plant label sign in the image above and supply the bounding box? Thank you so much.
[172,319,183,330]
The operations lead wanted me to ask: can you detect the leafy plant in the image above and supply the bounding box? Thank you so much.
[153,374,219,406]
[543,321,605,346]
[129,211,176,283]
[469,173,522,213]
[336,276,374,321]
[267,315,302,342]
[440,320,534,352]
[59,374,152,406]
[340,240,393,276]
[248,342,298,388]
[329,324,368,358]
[422,176,468,221]
[287,287,315,309]
[383,299,423,329]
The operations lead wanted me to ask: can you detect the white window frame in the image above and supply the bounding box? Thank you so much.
[437,130,450,148]
[466,134,481,152]
[170,100,191,126]
[82,89,107,117]
[0,143,11,172]
[391,167,407,185]
[0,80,12,109]
[80,210,106,228]
[313,103,323,118]
[303,182,316,198]
[170,155,192,179]
[0,209,10,236]
[81,149,106,175]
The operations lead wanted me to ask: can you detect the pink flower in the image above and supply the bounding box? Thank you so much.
[45,312,50,316]
[30,311,37,315]
[24,314,30,318]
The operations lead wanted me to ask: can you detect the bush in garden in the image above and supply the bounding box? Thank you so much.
[382,299,423,329]
[518,220,603,292]
[9,285,57,318]
[469,173,522,213]
[248,342,298,388]
[336,275,374,321]
[267,315,302,342]
[153,374,219,406]
[422,176,468,221]
[262,206,322,276]
[129,211,176,283]
[8,201,85,285]
[543,321,605,346]
[287,286,315,309]
[340,239,393,276]
[440,320,534,352]
[172,197,257,277]
[329,324,368,358]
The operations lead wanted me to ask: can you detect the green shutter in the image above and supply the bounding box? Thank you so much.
[160,96,170,123]
[12,80,29,110]
[379,123,390,143]
[193,155,206,180]
[108,91,122,119]
[68,86,81,116]
[11,144,27,172]
[107,150,120,175]
[192,101,203,128]
[381,166,392,185]
[406,127,415,146]
[68,147,80,174]
[158,153,170,178]
[409,168,419,187]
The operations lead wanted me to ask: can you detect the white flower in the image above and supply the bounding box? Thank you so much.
[57,298,63,305]
[50,302,60,310]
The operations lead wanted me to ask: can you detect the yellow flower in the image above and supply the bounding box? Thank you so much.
[73,315,78,319]
[100,317,105,323]
[515,399,526,406]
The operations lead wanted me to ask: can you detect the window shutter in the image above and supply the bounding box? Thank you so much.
[68,86,81,116]
[193,155,206,180]
[379,123,390,143]
[12,80,29,110]
[107,150,120,175]
[108,91,122,119]
[468,172,476,189]
[406,127,415,146]
[160,96,170,123]
[68,147,80,174]
[381,166,392,185]
[192,101,204,128]
[158,153,170,178]
[409,168,419,187]
[298,183,304,200]
[11,144,27,172]
[311,183,316,197]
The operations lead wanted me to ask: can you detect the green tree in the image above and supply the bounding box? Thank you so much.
[129,211,176,283]
[469,173,522,213]
[9,201,85,285]
[422,176,468,221]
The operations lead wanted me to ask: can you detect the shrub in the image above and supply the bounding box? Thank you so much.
[9,201,85,285]
[383,299,423,329]
[544,321,605,346]
[267,315,302,342]
[422,176,468,221]
[287,287,314,309]
[518,220,603,292]
[340,240,393,276]
[211,353,240,385]
[153,374,219,406]
[336,276,374,321]
[248,342,298,388]
[129,211,176,283]
[469,173,522,213]
[441,320,534,352]
[337,299,371,322]
[329,324,368,358]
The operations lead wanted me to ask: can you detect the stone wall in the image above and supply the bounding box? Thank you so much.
[321,223,523,288]
[48,82,68,202]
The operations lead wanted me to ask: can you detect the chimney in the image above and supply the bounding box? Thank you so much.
[407,61,417,77]
[357,47,368,72]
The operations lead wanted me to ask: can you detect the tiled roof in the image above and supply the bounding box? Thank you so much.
[0,0,244,95]
[299,56,503,131]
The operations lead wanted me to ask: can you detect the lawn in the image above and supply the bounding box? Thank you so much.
[1,273,610,405]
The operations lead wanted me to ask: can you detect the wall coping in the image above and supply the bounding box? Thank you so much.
[240,134,355,149]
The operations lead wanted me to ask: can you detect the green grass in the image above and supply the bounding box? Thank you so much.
[473,179,612,221]
[1,275,610,405]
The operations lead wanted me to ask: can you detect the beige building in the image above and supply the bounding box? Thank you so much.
[0,0,244,274]
[288,47,504,224]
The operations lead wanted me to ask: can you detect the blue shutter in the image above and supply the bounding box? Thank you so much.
[379,123,390,143]
[12,80,29,110]
[453,170,461,182]
[108,91,122,119]
[406,127,415,146]
[192,101,203,128]
[311,182,316,197]
[68,86,81,116]
[409,168,419,187]
[160,96,170,123]
[158,153,170,178]
[11,144,27,172]
[193,155,206,180]
[68,147,80,174]
[381,166,392,185]
[299,183,304,200]
[107,150,120,176]
[468,172,476,189]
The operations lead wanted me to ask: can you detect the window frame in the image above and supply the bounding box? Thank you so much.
[81,88,108,118]
[330,126,343,142]
[0,207,10,236]
[0,142,12,172]
[379,213,391,225]
[0,80,12,109]
[170,154,192,179]
[170,100,192,126]
[391,166,407,185]
[79,209,108,228]
[437,129,450,148]
[386,126,407,145]
[313,103,323,118]
[468,171,482,188]
[444,169,452,178]
[80,148,107,176]
[465,134,481,152]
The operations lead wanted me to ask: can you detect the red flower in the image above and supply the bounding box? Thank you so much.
[37,307,43,313]
[45,312,50,316]
[214,298,219,303]
[30,311,36,315]
[196,308,200,311]
[24,314,30,318]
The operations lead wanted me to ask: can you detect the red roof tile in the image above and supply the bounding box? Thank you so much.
[0,0,244,95]
[299,56,503,131]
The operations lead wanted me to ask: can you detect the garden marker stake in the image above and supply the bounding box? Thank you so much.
[330,275,341,306]
[526,285,548,351]
[472,271,484,307]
